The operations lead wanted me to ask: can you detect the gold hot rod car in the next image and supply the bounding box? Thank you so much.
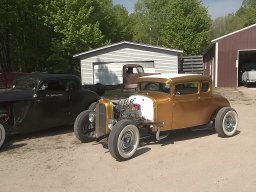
[74,74,238,161]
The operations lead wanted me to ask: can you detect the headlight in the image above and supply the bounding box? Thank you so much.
[89,112,95,122]
[108,119,117,130]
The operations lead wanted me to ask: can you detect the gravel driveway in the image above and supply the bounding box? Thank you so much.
[1,87,256,192]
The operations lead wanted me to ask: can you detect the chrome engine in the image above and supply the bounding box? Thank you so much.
[115,99,142,120]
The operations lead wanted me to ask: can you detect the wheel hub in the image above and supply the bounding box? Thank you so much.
[82,121,95,137]
[121,131,134,152]
[224,114,236,132]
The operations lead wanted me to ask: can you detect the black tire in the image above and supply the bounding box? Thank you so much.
[74,110,95,143]
[88,102,97,111]
[0,124,6,149]
[108,119,140,161]
[215,107,238,137]
[244,80,249,87]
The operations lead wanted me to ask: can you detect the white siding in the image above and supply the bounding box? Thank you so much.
[93,61,154,85]
[80,47,179,85]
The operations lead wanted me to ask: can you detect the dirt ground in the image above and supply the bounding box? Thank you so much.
[1,87,256,192]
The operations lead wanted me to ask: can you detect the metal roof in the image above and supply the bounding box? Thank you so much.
[73,41,183,58]
[211,23,256,43]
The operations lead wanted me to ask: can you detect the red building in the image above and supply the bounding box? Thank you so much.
[203,24,256,87]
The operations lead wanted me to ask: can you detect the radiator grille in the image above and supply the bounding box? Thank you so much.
[95,103,107,138]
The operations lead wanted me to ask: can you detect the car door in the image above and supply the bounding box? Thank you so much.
[172,82,202,129]
[35,79,70,129]
[196,81,216,125]
[65,79,85,123]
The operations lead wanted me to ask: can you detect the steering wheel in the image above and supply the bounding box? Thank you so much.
[145,83,158,91]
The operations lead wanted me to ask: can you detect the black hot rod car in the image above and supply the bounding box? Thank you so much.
[0,73,100,148]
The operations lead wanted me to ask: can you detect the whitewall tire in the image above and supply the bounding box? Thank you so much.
[215,107,238,137]
[0,124,6,149]
[108,119,140,161]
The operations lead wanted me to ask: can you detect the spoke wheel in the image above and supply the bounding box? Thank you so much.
[74,110,95,142]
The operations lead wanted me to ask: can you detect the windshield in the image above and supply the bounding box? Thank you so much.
[140,82,171,94]
[13,78,38,90]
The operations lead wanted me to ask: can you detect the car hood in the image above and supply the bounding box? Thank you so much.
[0,89,35,103]
[137,91,171,103]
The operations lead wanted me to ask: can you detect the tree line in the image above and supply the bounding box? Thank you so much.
[212,0,256,38]
[0,0,255,74]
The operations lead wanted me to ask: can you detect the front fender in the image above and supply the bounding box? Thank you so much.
[81,89,101,110]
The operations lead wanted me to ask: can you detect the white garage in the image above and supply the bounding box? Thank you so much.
[73,41,183,85]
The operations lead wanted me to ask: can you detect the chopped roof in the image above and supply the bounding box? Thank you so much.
[138,73,211,83]
[140,73,198,79]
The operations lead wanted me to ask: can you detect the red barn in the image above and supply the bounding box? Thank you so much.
[203,23,256,87]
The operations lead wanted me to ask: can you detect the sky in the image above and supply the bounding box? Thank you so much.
[112,0,244,20]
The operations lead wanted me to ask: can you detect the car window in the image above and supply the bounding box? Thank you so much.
[39,80,66,92]
[14,78,38,90]
[175,82,198,95]
[137,66,144,73]
[133,68,138,74]
[125,67,133,74]
[202,81,210,93]
[140,82,171,94]
[67,79,80,91]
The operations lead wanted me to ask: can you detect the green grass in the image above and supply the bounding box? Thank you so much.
[103,89,136,99]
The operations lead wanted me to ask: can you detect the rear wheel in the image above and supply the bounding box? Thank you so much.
[0,124,6,149]
[215,107,238,137]
[108,119,140,161]
[74,111,95,143]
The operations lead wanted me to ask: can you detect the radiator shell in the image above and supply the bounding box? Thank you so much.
[95,99,113,138]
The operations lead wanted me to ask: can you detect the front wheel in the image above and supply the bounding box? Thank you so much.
[215,107,238,137]
[0,124,6,149]
[88,102,97,111]
[108,119,140,161]
[74,110,95,143]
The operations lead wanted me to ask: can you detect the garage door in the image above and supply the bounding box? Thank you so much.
[93,61,155,85]
[238,50,256,86]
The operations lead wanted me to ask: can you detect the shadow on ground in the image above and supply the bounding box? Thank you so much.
[140,127,217,148]
[1,126,73,152]
[102,126,224,161]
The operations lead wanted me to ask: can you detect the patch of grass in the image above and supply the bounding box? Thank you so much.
[103,89,136,99]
